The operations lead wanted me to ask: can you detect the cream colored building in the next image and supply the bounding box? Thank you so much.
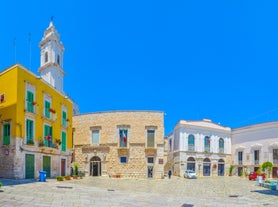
[232,121,278,178]
[72,111,165,178]
[167,119,232,177]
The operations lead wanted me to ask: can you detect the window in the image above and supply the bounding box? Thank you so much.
[254,150,260,164]
[188,134,195,151]
[26,119,34,143]
[119,129,128,147]
[3,123,10,145]
[273,149,278,164]
[238,151,243,165]
[0,94,5,103]
[62,111,67,127]
[120,157,127,163]
[204,136,210,152]
[92,130,99,145]
[147,157,154,164]
[44,125,52,147]
[57,55,60,64]
[147,130,155,148]
[219,138,224,153]
[44,100,51,118]
[26,91,35,113]
[45,52,48,63]
[61,131,66,152]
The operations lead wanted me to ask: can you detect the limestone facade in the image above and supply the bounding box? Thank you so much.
[72,111,165,178]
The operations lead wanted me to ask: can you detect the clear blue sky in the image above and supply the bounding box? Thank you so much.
[1,0,278,134]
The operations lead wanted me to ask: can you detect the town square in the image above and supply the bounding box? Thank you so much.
[1,1,278,206]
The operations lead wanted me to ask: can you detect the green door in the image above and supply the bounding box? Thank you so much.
[25,154,35,179]
[43,156,51,178]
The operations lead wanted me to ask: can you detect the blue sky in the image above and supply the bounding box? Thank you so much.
[1,0,278,134]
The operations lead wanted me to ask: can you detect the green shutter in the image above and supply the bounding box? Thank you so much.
[26,119,34,141]
[147,130,155,148]
[62,111,67,126]
[45,100,50,118]
[62,132,66,152]
[3,123,10,145]
[27,91,34,113]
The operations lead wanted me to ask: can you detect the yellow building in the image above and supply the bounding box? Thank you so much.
[0,21,74,179]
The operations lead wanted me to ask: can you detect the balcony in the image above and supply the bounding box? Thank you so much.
[118,147,129,154]
[254,160,260,165]
[273,159,278,165]
[145,147,157,155]
[204,147,210,153]
[238,160,243,165]
[188,145,195,152]
[219,148,224,154]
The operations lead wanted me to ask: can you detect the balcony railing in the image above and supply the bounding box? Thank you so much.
[188,145,195,151]
[254,160,260,165]
[238,160,243,165]
[204,147,210,152]
[273,159,278,165]
[219,148,224,153]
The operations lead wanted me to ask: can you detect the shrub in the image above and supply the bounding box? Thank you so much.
[56,176,63,181]
[0,182,2,187]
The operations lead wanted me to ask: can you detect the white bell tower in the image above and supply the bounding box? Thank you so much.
[38,21,65,94]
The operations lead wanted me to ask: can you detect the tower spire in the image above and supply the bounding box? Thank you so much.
[38,21,65,94]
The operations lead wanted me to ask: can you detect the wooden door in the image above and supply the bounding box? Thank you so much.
[25,154,35,179]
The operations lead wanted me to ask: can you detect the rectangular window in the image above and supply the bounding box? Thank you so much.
[147,157,154,164]
[44,125,52,147]
[254,150,260,164]
[44,100,51,118]
[119,129,128,147]
[147,130,155,148]
[26,119,34,142]
[92,130,99,145]
[120,157,127,163]
[3,123,10,145]
[238,151,243,165]
[62,131,66,152]
[273,149,278,164]
[62,111,67,127]
[27,91,34,113]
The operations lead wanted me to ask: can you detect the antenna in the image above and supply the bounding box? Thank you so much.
[13,37,17,63]
[28,33,32,69]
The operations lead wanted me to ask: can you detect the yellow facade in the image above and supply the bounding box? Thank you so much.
[0,64,73,179]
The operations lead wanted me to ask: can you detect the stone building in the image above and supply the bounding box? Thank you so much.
[0,21,74,179]
[232,121,278,178]
[72,111,165,178]
[167,119,232,177]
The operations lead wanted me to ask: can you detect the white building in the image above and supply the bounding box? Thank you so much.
[232,121,278,178]
[167,119,232,177]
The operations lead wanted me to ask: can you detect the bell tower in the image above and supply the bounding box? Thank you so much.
[38,21,65,94]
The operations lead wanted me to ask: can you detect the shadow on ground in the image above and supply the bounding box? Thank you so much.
[0,178,38,186]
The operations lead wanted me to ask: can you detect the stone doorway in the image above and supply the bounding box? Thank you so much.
[90,156,101,176]
[203,158,211,176]
[148,166,153,178]
[61,159,66,176]
[218,159,225,176]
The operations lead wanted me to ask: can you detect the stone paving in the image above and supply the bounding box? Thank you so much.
[0,176,277,207]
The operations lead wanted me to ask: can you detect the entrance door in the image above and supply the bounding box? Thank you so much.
[148,166,153,178]
[61,159,66,176]
[90,156,101,176]
[203,164,211,176]
[218,164,225,176]
[43,156,51,178]
[25,154,35,179]
[272,167,278,178]
[187,157,196,171]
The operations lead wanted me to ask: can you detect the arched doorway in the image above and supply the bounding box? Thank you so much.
[203,158,211,176]
[187,157,196,171]
[218,159,225,176]
[90,156,101,176]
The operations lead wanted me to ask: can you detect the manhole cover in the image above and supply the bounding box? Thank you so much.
[107,189,115,191]
[181,204,194,207]
[57,186,73,189]
[229,195,239,198]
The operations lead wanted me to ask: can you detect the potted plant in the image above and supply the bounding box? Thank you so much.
[64,175,71,180]
[27,140,34,145]
[229,165,234,176]
[56,176,63,181]
[78,174,83,179]
[0,182,2,188]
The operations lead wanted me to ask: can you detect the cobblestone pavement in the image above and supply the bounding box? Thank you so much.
[0,176,277,207]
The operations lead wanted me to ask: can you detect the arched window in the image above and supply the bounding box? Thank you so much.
[45,52,48,63]
[204,136,210,152]
[57,55,60,65]
[188,134,195,151]
[219,138,224,153]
